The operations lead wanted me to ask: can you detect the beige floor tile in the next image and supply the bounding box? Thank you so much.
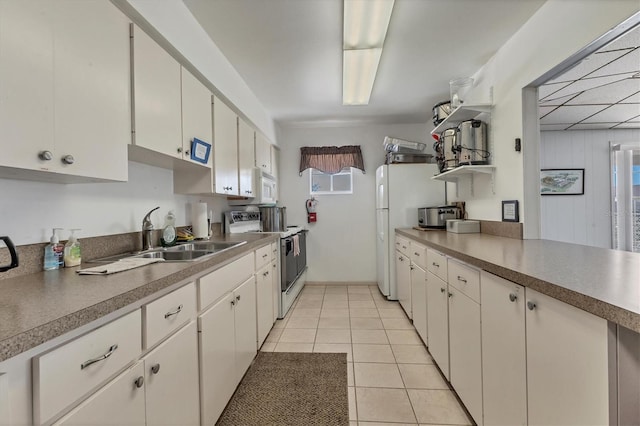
[272,318,288,329]
[398,364,449,390]
[352,344,396,363]
[265,328,283,342]
[278,328,316,343]
[285,316,319,329]
[352,329,389,344]
[315,328,352,343]
[386,330,423,345]
[354,363,404,388]
[382,317,414,330]
[323,300,350,309]
[298,293,324,301]
[378,308,408,319]
[273,342,313,352]
[318,317,351,329]
[349,386,357,421]
[321,308,350,318]
[295,299,323,309]
[359,423,417,426]
[348,285,372,293]
[313,343,352,362]
[374,299,401,308]
[407,389,472,425]
[391,345,434,364]
[259,342,276,352]
[350,308,380,318]
[350,317,384,330]
[325,286,348,294]
[324,294,349,302]
[349,300,377,309]
[291,307,321,318]
[356,387,417,423]
[347,362,354,386]
[303,285,326,293]
[349,293,375,301]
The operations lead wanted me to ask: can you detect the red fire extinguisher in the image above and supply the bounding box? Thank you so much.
[306,198,318,223]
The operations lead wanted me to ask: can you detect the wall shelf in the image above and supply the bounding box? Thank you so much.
[431,165,496,196]
[431,104,492,135]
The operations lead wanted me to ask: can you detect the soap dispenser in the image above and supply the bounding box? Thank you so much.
[64,229,82,267]
[44,228,64,270]
[161,210,177,247]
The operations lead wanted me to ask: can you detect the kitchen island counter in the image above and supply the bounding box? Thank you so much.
[397,228,640,333]
[0,233,279,362]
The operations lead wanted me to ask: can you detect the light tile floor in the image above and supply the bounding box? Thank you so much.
[261,284,474,426]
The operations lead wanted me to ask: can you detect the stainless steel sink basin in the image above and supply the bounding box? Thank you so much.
[88,240,246,263]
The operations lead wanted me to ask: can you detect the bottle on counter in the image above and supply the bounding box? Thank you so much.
[64,229,82,267]
[44,228,64,270]
[161,210,177,247]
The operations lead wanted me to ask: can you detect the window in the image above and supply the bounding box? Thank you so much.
[310,167,353,195]
[611,142,640,252]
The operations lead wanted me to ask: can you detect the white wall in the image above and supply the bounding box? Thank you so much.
[540,129,640,249]
[278,123,432,282]
[0,162,229,245]
[456,0,639,224]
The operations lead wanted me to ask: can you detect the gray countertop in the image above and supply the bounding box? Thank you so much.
[397,229,640,333]
[0,233,279,362]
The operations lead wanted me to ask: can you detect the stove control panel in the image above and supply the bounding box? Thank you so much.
[226,210,261,224]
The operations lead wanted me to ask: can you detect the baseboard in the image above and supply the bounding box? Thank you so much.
[305,281,377,287]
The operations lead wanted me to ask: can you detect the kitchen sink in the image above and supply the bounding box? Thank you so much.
[88,240,247,263]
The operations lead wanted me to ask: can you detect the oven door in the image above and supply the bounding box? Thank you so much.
[281,237,297,292]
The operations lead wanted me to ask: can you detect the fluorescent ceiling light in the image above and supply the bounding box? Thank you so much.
[342,0,394,105]
[343,49,382,105]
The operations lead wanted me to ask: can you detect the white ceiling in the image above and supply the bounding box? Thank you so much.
[539,24,640,130]
[183,0,546,127]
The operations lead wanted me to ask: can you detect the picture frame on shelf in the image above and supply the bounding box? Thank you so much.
[502,200,519,222]
[540,168,584,195]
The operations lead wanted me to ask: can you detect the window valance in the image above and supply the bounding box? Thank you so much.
[299,145,365,175]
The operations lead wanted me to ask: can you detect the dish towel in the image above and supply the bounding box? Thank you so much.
[76,258,165,275]
[293,235,300,257]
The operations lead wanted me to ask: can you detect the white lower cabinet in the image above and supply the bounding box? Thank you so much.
[396,250,412,318]
[410,263,428,344]
[525,288,609,425]
[481,271,527,426]
[426,271,449,380]
[256,263,274,348]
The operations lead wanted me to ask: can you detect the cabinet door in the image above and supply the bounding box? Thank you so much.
[234,276,258,382]
[272,259,280,322]
[270,144,279,181]
[395,251,412,319]
[131,25,182,159]
[198,293,236,425]
[411,264,428,344]
[53,0,129,181]
[54,362,145,426]
[526,288,609,426]
[144,321,199,426]
[426,271,449,380]
[238,118,255,197]
[480,271,527,426]
[181,67,213,167]
[448,286,482,426]
[255,132,271,174]
[256,264,274,347]
[213,96,239,195]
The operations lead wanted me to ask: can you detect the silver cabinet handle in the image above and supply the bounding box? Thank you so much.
[440,288,446,293]
[38,150,53,161]
[272,263,276,268]
[527,301,536,310]
[151,364,160,374]
[509,293,517,302]
[164,304,183,319]
[134,376,144,388]
[262,254,268,258]
[61,154,75,165]
[263,271,269,277]
[410,265,414,270]
[457,275,467,283]
[236,295,241,301]
[448,292,453,298]
[402,245,407,249]
[398,257,403,261]
[231,299,236,306]
[432,262,439,268]
[81,344,118,370]
[177,147,183,153]
[414,252,420,256]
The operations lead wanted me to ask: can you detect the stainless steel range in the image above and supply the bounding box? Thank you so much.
[223,210,307,318]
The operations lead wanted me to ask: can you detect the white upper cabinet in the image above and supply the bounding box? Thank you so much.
[212,96,239,195]
[181,68,213,168]
[270,145,279,180]
[238,118,255,197]
[255,132,272,175]
[0,0,130,183]
[130,24,182,160]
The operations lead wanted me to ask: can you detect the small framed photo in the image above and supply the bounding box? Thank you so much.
[190,138,211,165]
[502,200,519,222]
[540,168,584,195]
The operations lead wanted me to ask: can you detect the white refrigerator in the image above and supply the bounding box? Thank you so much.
[376,163,445,300]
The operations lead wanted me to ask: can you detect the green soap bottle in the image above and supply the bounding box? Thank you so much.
[161,211,177,247]
[64,229,82,267]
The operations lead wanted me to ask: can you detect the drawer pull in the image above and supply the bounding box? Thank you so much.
[448,292,453,298]
[164,304,183,319]
[432,262,439,267]
[134,376,144,388]
[527,301,537,311]
[151,364,160,374]
[414,252,420,256]
[231,299,236,306]
[81,344,118,370]
[509,293,518,302]
[410,265,414,270]
[457,275,467,283]
[236,295,241,301]
[262,254,268,258]
[440,288,446,293]
[263,271,269,277]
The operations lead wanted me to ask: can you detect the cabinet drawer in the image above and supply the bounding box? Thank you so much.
[143,282,196,349]
[33,310,142,425]
[448,259,480,303]
[427,248,447,282]
[199,252,254,311]
[410,241,428,270]
[255,244,271,269]
[395,235,410,256]
[270,242,278,260]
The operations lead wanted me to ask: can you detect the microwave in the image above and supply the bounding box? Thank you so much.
[229,168,277,205]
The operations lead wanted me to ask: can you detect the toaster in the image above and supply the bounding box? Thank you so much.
[418,206,459,228]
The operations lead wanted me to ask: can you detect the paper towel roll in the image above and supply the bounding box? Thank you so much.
[192,202,209,239]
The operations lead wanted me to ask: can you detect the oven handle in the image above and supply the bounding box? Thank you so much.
[283,237,293,255]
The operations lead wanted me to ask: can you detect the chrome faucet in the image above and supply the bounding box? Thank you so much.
[142,206,160,251]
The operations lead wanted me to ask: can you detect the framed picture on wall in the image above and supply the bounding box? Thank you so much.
[540,169,585,195]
